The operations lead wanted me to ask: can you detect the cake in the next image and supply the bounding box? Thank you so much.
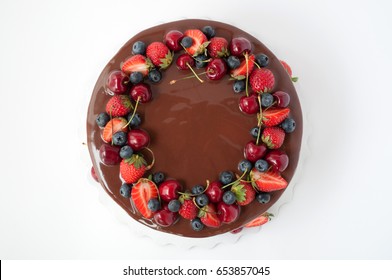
[86,19,302,237]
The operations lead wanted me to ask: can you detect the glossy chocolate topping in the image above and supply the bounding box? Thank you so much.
[86,19,302,237]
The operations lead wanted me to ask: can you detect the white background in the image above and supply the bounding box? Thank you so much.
[1,0,391,259]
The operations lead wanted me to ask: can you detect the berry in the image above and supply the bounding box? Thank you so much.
[121,54,152,76]
[255,53,269,67]
[127,129,150,151]
[179,199,197,220]
[239,93,259,115]
[159,180,182,202]
[255,159,269,172]
[195,193,209,207]
[119,145,133,159]
[273,91,291,108]
[222,191,236,205]
[230,54,255,80]
[245,213,273,227]
[129,71,143,84]
[183,29,208,56]
[146,42,173,69]
[280,60,298,82]
[168,199,181,212]
[99,144,121,165]
[96,112,110,128]
[233,80,245,93]
[191,185,205,195]
[244,141,267,162]
[249,68,275,93]
[120,183,132,198]
[112,131,127,146]
[199,204,221,228]
[281,117,296,133]
[201,25,215,39]
[164,30,184,52]
[261,93,274,107]
[127,112,142,128]
[176,53,194,70]
[262,127,286,149]
[91,166,99,182]
[227,56,241,69]
[207,37,229,58]
[191,218,204,231]
[130,178,158,218]
[102,117,128,143]
[229,37,252,56]
[265,150,289,172]
[148,69,162,83]
[250,169,288,192]
[130,83,152,103]
[148,198,161,212]
[262,107,290,127]
[217,202,240,224]
[205,181,224,203]
[256,193,271,204]
[231,181,255,206]
[194,54,208,69]
[132,41,146,55]
[105,95,133,117]
[219,170,234,185]
[180,36,193,48]
[238,159,253,173]
[250,126,260,138]
[120,154,147,184]
[106,70,129,95]
[152,172,165,185]
[154,208,178,227]
[206,58,227,80]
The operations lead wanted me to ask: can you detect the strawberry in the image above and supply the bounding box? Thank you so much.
[199,203,221,228]
[230,54,255,80]
[207,37,229,58]
[105,95,133,117]
[249,68,275,93]
[262,107,290,127]
[250,169,288,192]
[120,154,147,184]
[121,54,153,76]
[262,127,285,149]
[280,60,298,82]
[231,181,255,206]
[146,42,173,69]
[245,212,273,228]
[131,178,159,218]
[179,198,197,220]
[102,117,128,143]
[183,29,208,56]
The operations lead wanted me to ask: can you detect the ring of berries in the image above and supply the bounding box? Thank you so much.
[92,23,298,234]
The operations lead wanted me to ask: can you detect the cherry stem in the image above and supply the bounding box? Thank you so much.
[143,147,155,171]
[169,67,205,85]
[123,96,141,128]
[256,95,263,145]
[187,62,204,83]
[245,53,250,97]
[222,170,247,189]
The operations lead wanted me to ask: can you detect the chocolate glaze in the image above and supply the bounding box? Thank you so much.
[86,19,302,237]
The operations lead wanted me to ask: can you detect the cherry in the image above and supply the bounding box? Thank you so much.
[217,202,240,224]
[159,179,182,202]
[265,150,289,172]
[273,91,290,108]
[164,30,184,52]
[106,70,129,95]
[244,141,267,162]
[127,129,150,151]
[229,37,252,57]
[176,54,194,70]
[99,143,121,165]
[205,181,224,203]
[239,93,259,115]
[91,166,99,182]
[206,58,227,80]
[130,83,152,103]
[154,208,178,227]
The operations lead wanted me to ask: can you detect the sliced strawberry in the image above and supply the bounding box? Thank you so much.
[230,54,255,80]
[199,203,221,228]
[183,29,208,56]
[262,127,285,149]
[102,117,128,143]
[245,213,273,228]
[131,178,158,219]
[250,169,288,192]
[262,107,290,127]
[121,54,153,76]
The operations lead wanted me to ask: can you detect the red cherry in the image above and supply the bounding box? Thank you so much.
[205,181,224,203]
[244,141,267,162]
[229,37,252,57]
[217,202,240,224]
[127,129,150,151]
[159,179,182,202]
[239,93,259,115]
[106,70,129,95]
[91,166,99,182]
[99,143,121,165]
[154,208,178,227]
[206,58,227,80]
[272,91,290,108]
[176,54,194,70]
[164,30,184,52]
[130,83,152,103]
[265,150,289,172]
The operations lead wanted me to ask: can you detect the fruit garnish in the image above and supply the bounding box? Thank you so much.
[131,178,159,218]
[198,203,221,228]
[121,54,153,76]
[217,202,240,224]
[244,212,273,227]
[127,128,150,151]
[102,117,128,143]
[249,68,275,93]
[159,179,182,202]
[183,29,209,56]
[178,198,198,220]
[106,70,129,95]
[164,30,184,52]
[250,169,288,192]
[261,127,285,149]
[205,58,227,80]
[120,154,147,184]
[207,37,229,58]
[146,42,173,70]
[229,37,252,56]
[231,181,255,206]
[105,95,133,117]
[230,54,255,80]
[280,60,298,82]
[99,144,121,166]
[261,107,290,127]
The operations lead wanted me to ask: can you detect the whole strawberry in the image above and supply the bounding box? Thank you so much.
[105,95,133,117]
[207,37,229,58]
[249,68,275,93]
[146,42,173,69]
[262,127,286,149]
[121,54,153,76]
[120,154,147,184]
[179,198,197,220]
[231,181,256,206]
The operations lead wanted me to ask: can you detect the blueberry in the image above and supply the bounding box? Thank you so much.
[132,41,146,55]
[281,118,296,133]
[119,145,133,159]
[191,185,205,195]
[250,126,260,138]
[152,172,165,185]
[181,36,193,48]
[120,183,132,198]
[148,198,161,212]
[195,54,208,69]
[227,56,241,69]
[130,71,143,84]
[112,131,127,146]
[255,53,269,67]
[168,199,181,212]
[127,112,142,128]
[255,159,269,172]
[96,112,110,128]
[202,25,215,39]
[238,159,253,173]
[191,218,204,231]
[261,93,274,107]
[222,191,236,205]
[195,194,209,207]
[233,80,245,93]
[219,171,235,185]
[256,192,271,204]
[148,69,162,83]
